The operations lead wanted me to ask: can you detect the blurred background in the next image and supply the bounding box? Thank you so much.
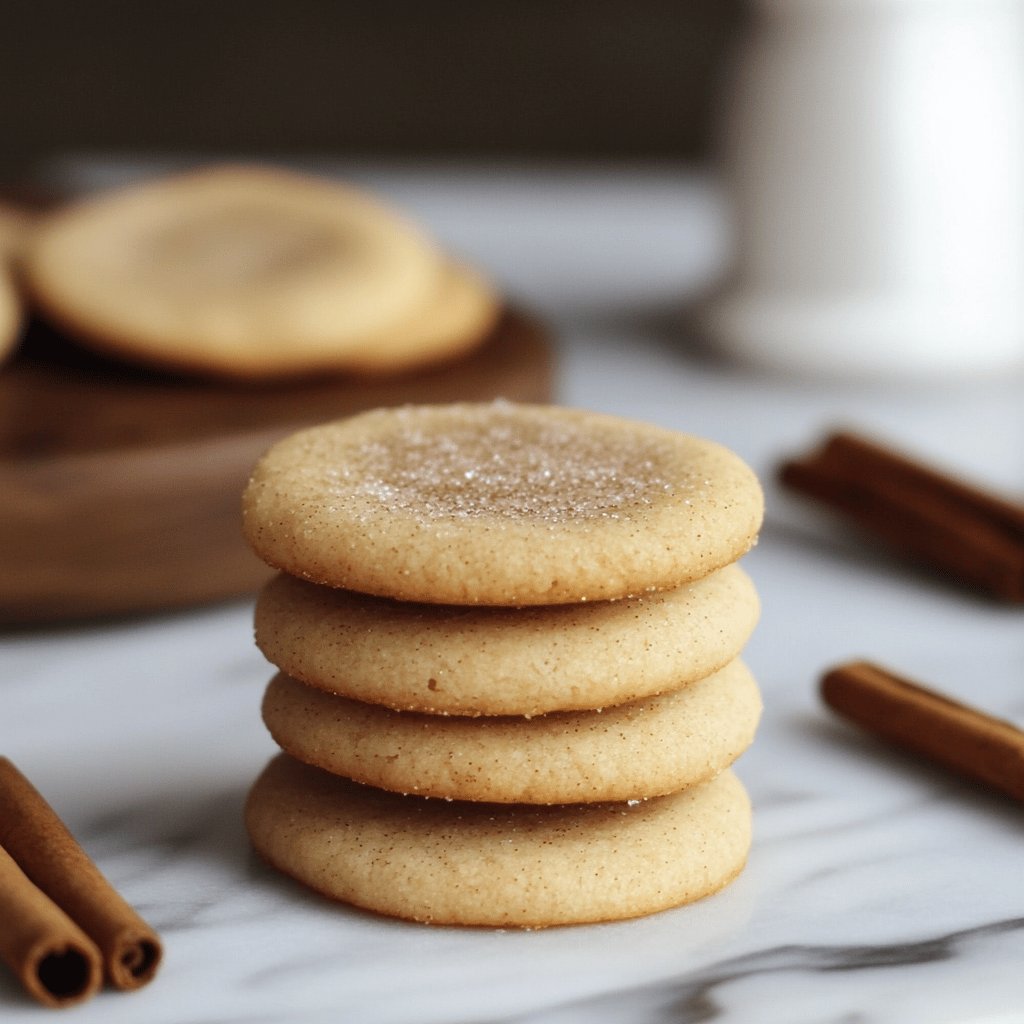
[5,0,1024,620]
[2,0,758,624]
[1,0,743,177]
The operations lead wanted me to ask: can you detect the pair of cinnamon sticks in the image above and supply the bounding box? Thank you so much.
[0,758,161,1008]
[784,430,1024,801]
[780,430,1024,602]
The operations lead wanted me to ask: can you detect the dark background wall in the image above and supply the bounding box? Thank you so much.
[1,0,745,179]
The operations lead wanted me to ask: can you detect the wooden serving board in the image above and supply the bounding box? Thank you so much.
[0,311,554,624]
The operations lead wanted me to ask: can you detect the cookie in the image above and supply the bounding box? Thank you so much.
[22,165,448,379]
[261,659,760,804]
[255,564,759,716]
[340,263,499,375]
[242,402,763,605]
[245,754,752,927]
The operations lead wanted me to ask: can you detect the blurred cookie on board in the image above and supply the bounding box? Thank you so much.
[22,165,499,380]
[339,262,499,375]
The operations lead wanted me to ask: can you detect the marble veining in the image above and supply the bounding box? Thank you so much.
[512,917,1024,1024]
[3,165,1024,1023]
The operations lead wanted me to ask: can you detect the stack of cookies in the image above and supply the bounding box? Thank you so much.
[242,401,764,927]
[21,165,499,380]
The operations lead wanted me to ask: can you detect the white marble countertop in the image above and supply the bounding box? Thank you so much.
[3,164,1024,1023]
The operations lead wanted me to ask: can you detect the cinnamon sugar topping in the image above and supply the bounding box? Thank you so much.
[325,406,692,522]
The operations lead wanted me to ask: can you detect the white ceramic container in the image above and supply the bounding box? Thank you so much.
[703,0,1024,377]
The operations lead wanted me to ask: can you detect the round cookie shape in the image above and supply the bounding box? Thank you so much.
[22,165,446,379]
[255,565,759,716]
[245,755,752,927]
[261,660,761,804]
[243,402,764,605]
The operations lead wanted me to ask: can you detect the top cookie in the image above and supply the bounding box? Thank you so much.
[22,165,446,379]
[243,401,763,605]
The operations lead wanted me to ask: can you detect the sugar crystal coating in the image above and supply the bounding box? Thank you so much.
[328,402,688,523]
[242,401,764,604]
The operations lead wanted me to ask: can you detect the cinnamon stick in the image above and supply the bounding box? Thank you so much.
[0,758,162,991]
[821,661,1024,802]
[779,430,1024,602]
[821,432,1024,543]
[0,845,102,1008]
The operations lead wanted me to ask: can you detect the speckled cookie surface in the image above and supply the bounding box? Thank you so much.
[245,754,752,927]
[242,402,763,605]
[255,564,759,716]
[22,165,447,379]
[261,660,760,804]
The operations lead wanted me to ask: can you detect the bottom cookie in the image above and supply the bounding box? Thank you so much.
[245,755,752,928]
